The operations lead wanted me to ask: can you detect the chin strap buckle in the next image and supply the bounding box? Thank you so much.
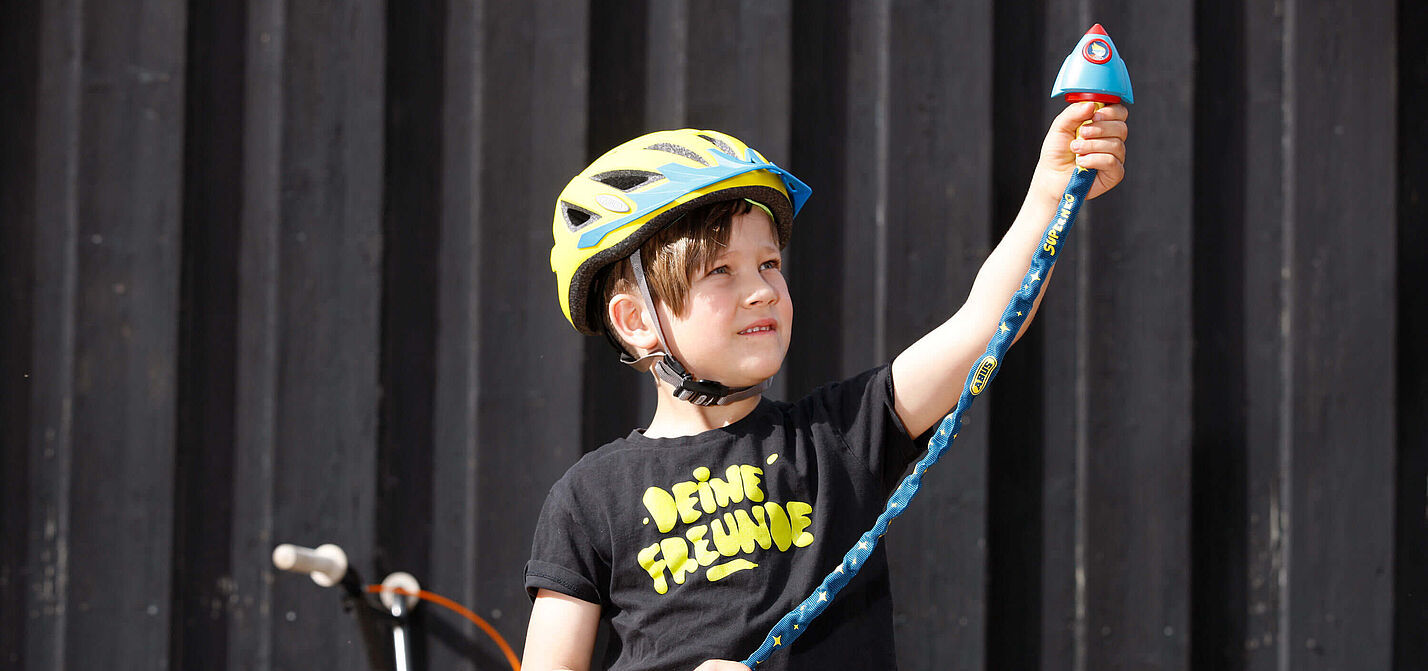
[653,357,768,407]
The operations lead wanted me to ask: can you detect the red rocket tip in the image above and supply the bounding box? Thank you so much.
[1087,23,1107,36]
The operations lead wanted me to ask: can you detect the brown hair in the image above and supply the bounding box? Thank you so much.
[599,199,774,349]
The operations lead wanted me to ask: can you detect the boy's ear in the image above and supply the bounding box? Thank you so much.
[607,292,660,353]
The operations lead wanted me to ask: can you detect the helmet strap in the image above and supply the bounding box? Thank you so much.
[624,249,769,406]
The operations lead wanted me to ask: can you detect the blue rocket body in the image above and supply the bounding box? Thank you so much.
[1051,24,1134,104]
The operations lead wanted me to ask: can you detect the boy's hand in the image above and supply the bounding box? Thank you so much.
[1031,101,1129,201]
[692,661,751,671]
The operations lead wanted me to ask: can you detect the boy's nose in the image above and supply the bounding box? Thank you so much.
[744,276,779,306]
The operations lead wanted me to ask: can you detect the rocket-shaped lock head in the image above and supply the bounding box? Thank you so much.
[1050,24,1134,104]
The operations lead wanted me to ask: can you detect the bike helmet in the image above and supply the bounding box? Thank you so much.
[550,129,811,404]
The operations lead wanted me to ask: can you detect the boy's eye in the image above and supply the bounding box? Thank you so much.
[761,259,781,271]
[708,265,730,275]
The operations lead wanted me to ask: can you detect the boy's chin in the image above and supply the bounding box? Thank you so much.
[728,361,784,388]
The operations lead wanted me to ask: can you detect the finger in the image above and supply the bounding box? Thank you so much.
[1094,164,1125,193]
[1076,120,1128,141]
[1092,103,1129,122]
[1075,151,1124,172]
[1052,101,1100,134]
[1069,138,1126,163]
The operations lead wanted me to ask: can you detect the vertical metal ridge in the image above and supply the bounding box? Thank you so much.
[27,0,84,666]
[229,0,286,667]
[462,0,487,654]
[871,0,890,360]
[431,0,484,658]
[1071,6,1092,671]
[1276,0,1296,669]
[1072,201,1090,671]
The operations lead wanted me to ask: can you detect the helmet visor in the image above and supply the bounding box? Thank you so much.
[575,147,811,250]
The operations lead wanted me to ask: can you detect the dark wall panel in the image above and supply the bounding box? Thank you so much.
[1396,2,1428,668]
[22,5,86,668]
[785,0,849,398]
[171,0,244,667]
[0,0,39,663]
[377,0,445,589]
[1079,2,1195,668]
[1283,1,1398,668]
[266,1,389,669]
[832,0,890,375]
[422,2,486,668]
[37,1,190,669]
[471,0,591,657]
[224,1,288,668]
[880,1,993,668]
[1240,1,1289,669]
[1190,0,1250,668]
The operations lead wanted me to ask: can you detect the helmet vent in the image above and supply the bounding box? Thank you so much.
[560,201,601,231]
[697,133,735,156]
[590,169,664,192]
[646,142,708,165]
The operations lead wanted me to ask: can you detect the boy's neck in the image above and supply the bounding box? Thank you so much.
[642,379,763,439]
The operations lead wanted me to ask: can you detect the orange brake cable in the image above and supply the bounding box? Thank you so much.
[366,585,522,671]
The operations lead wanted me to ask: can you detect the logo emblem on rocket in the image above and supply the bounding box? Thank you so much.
[1051,24,1134,104]
[1083,38,1112,64]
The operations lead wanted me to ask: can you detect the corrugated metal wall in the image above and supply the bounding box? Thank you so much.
[1,1,1422,669]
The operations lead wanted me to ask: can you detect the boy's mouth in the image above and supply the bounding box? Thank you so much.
[738,320,777,335]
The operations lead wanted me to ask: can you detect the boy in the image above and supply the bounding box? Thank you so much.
[525,103,1128,670]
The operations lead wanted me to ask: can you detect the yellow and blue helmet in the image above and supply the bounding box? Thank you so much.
[551,129,810,336]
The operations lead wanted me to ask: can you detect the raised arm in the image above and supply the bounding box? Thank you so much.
[890,101,1128,437]
[522,590,602,671]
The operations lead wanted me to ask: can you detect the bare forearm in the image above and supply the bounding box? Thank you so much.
[962,174,1064,341]
[890,179,1062,435]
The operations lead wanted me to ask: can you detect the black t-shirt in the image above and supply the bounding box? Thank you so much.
[525,365,926,671]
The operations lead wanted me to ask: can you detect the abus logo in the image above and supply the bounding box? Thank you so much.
[969,355,998,395]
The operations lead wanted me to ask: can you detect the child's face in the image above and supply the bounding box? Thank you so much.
[656,209,792,388]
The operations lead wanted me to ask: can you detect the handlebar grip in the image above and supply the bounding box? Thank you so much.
[272,543,348,587]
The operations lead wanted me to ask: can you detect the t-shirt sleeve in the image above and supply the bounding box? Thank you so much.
[811,364,930,492]
[524,478,606,605]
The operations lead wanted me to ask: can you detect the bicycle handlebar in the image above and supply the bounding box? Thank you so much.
[273,543,348,587]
